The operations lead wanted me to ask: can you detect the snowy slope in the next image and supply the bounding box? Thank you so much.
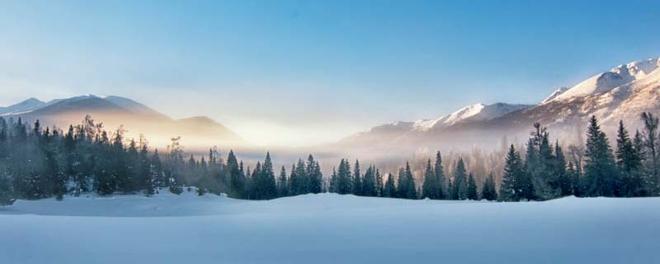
[546,57,659,103]
[0,98,45,115]
[413,103,531,131]
[1,192,660,263]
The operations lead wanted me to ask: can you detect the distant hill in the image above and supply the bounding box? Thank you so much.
[1,95,245,149]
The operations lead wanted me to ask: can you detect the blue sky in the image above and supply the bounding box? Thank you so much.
[1,0,660,146]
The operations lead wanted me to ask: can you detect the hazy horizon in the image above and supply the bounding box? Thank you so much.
[2,0,660,147]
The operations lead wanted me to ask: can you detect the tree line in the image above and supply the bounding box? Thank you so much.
[0,112,658,205]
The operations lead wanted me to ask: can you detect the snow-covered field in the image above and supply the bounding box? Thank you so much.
[1,191,659,264]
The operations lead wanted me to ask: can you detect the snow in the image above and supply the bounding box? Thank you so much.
[2,191,659,263]
[413,103,530,131]
[547,57,660,103]
[0,98,45,116]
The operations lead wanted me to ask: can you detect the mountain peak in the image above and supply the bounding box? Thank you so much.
[545,57,660,103]
[412,102,530,131]
[0,97,46,115]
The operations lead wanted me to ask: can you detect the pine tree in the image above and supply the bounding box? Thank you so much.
[336,159,352,194]
[226,150,245,198]
[555,141,571,196]
[480,173,497,201]
[640,112,659,193]
[403,162,417,199]
[375,169,383,197]
[434,151,446,199]
[362,166,377,196]
[352,160,362,195]
[466,173,478,200]
[583,116,619,197]
[306,155,323,194]
[451,158,467,200]
[500,145,523,201]
[278,166,288,197]
[260,152,278,199]
[422,159,438,199]
[383,173,396,198]
[616,121,645,196]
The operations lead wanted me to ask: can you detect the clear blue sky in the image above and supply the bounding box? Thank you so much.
[1,0,660,146]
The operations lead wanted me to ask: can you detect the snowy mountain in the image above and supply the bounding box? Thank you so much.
[412,103,531,131]
[340,57,660,153]
[0,95,245,148]
[0,98,46,115]
[545,57,659,103]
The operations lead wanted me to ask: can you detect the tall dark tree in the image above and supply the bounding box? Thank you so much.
[422,159,439,199]
[383,173,396,198]
[466,173,478,200]
[451,158,467,200]
[616,121,645,196]
[278,166,288,197]
[481,173,498,201]
[555,141,571,196]
[336,159,352,194]
[226,150,245,198]
[500,145,524,201]
[352,160,362,195]
[640,112,658,193]
[434,151,446,199]
[362,165,377,197]
[583,116,619,197]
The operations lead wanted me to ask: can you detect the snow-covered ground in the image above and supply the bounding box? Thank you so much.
[1,191,659,263]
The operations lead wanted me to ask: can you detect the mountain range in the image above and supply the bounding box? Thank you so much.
[0,95,244,149]
[1,57,658,154]
[339,57,660,153]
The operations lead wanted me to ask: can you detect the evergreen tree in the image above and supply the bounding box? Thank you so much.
[481,173,498,201]
[383,173,396,198]
[555,141,571,196]
[583,116,619,197]
[352,160,362,195]
[278,166,288,197]
[466,173,478,200]
[616,121,645,196]
[306,155,323,194]
[362,165,377,197]
[500,145,523,201]
[375,169,383,197]
[640,112,659,193]
[336,159,352,194]
[434,151,446,199]
[226,150,245,198]
[328,167,337,193]
[451,158,467,200]
[422,159,439,199]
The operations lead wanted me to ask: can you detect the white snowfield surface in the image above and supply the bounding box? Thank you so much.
[1,191,659,264]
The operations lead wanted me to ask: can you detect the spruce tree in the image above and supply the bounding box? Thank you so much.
[583,116,619,197]
[640,112,659,193]
[616,121,645,196]
[422,159,438,199]
[500,145,522,201]
[352,160,362,195]
[466,173,478,200]
[383,173,396,198]
[278,166,288,197]
[336,159,352,194]
[362,166,377,197]
[555,141,571,196]
[451,158,467,200]
[481,173,497,201]
[434,151,446,199]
